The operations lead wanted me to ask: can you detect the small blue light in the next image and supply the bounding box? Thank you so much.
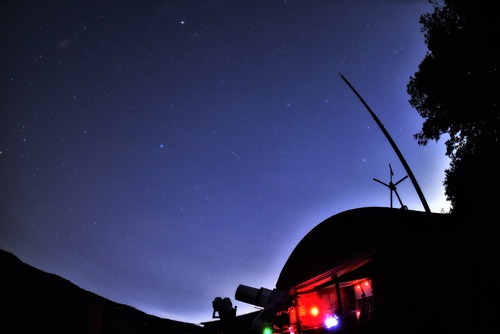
[324,314,340,329]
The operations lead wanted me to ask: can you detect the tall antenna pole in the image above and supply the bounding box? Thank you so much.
[339,73,431,213]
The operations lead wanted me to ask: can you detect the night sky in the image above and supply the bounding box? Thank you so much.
[1,0,450,325]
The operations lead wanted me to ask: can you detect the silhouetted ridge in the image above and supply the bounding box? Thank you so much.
[1,248,205,333]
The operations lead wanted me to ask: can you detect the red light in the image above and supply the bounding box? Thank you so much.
[293,293,324,329]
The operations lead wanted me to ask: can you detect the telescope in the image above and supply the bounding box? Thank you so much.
[235,285,288,308]
[235,284,289,331]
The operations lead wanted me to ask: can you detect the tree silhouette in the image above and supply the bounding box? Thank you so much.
[407,0,500,214]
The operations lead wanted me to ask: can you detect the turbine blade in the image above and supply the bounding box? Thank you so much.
[373,178,390,187]
[394,175,409,186]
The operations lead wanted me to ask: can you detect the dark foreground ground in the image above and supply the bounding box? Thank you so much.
[1,248,256,334]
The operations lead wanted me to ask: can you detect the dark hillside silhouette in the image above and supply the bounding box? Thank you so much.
[1,248,260,333]
[1,248,207,333]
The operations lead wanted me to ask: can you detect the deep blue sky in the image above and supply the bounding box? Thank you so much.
[0,0,449,325]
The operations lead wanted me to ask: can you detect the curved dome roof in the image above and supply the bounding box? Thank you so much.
[275,207,453,290]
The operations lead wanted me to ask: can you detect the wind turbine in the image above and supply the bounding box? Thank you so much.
[373,164,408,209]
